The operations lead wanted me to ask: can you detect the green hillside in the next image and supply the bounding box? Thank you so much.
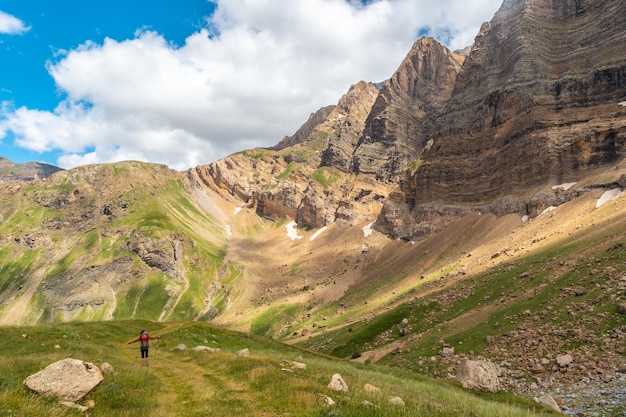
[0,321,554,416]
[0,162,230,325]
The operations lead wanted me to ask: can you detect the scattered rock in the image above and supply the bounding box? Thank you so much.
[99,362,116,376]
[441,347,455,357]
[24,358,103,402]
[237,348,250,356]
[362,400,375,408]
[618,303,626,314]
[192,346,220,353]
[533,394,561,413]
[60,401,89,412]
[556,354,573,368]
[364,383,381,393]
[177,344,187,350]
[327,373,349,392]
[389,396,405,406]
[456,359,501,393]
[320,394,335,406]
[282,359,306,370]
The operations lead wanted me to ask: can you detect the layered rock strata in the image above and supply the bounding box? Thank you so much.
[377,0,626,239]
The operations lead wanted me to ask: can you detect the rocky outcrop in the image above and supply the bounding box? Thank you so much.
[320,81,381,172]
[273,105,336,150]
[377,0,626,239]
[351,37,464,182]
[191,81,386,228]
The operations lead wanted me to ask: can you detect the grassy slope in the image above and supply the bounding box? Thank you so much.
[0,162,228,324]
[0,321,555,417]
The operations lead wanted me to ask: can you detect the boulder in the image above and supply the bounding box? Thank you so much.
[237,348,250,357]
[364,383,381,393]
[192,345,220,353]
[556,354,573,367]
[99,362,116,376]
[282,360,307,370]
[456,359,501,393]
[327,373,349,392]
[533,394,561,413]
[389,396,405,406]
[24,358,103,402]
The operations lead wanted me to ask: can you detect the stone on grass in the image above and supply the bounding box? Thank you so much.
[100,362,116,376]
[456,358,501,393]
[364,383,381,393]
[192,345,220,353]
[534,394,561,413]
[24,358,103,402]
[389,396,405,406]
[237,348,250,356]
[327,373,349,392]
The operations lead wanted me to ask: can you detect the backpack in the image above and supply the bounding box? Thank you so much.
[140,331,150,348]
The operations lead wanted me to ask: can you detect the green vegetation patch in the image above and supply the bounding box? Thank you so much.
[312,167,341,190]
[251,304,302,336]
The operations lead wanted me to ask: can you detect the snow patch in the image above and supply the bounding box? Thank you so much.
[234,204,244,215]
[362,222,374,237]
[310,226,327,241]
[286,221,303,240]
[596,189,623,208]
[225,223,232,237]
[619,101,626,107]
[552,182,577,191]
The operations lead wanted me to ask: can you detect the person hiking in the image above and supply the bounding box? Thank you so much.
[127,330,160,366]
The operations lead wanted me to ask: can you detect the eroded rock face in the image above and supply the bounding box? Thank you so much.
[191,81,385,228]
[377,0,626,239]
[24,358,103,402]
[352,37,464,182]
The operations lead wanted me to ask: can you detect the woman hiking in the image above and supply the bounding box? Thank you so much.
[127,329,160,366]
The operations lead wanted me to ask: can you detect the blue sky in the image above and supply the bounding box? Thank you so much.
[0,0,502,170]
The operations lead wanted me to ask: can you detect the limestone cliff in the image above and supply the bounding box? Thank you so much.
[273,105,336,150]
[376,0,626,239]
[192,81,386,228]
[352,37,465,182]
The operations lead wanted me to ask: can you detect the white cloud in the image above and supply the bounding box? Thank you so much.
[0,0,502,170]
[0,11,30,35]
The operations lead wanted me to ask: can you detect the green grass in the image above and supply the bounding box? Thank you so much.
[312,167,341,190]
[0,321,554,417]
[275,162,301,181]
[250,304,302,336]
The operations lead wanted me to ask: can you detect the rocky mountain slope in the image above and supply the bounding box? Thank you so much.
[1,0,625,412]
[0,157,64,182]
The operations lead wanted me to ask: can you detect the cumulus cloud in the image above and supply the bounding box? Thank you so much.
[0,0,502,170]
[0,11,30,35]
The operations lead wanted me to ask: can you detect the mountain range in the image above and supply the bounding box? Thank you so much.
[1,0,625,411]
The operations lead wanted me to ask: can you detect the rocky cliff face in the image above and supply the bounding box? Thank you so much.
[273,105,336,150]
[376,0,626,239]
[351,37,465,182]
[192,81,387,228]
